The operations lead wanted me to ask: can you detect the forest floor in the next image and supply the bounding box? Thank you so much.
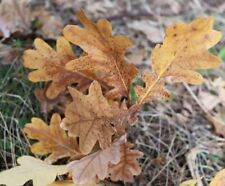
[1,0,225,186]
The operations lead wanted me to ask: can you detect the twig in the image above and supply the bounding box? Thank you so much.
[183,83,208,114]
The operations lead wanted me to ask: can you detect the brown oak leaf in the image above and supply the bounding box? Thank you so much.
[23,37,90,99]
[61,81,127,154]
[24,113,80,164]
[109,143,143,182]
[63,10,138,99]
[66,137,125,184]
[34,88,72,114]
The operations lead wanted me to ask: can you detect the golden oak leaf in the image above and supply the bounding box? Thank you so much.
[61,81,126,154]
[151,17,221,84]
[24,113,80,164]
[0,156,67,186]
[135,72,170,104]
[63,10,138,99]
[67,137,125,185]
[109,142,143,182]
[209,169,225,186]
[137,17,221,105]
[23,37,90,99]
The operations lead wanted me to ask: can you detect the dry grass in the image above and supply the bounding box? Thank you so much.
[0,59,42,170]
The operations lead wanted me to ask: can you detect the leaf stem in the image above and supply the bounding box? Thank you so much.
[137,61,172,106]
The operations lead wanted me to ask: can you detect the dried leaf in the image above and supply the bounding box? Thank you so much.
[137,17,221,104]
[0,0,31,39]
[152,17,221,84]
[23,37,90,99]
[198,91,220,110]
[63,10,138,99]
[210,169,225,186]
[24,113,80,164]
[127,20,163,43]
[0,44,20,65]
[109,143,143,182]
[206,113,225,137]
[48,180,99,186]
[211,77,225,107]
[126,48,146,66]
[67,137,125,184]
[34,8,63,39]
[135,72,170,104]
[180,179,197,186]
[0,156,67,186]
[61,81,126,154]
[34,88,71,114]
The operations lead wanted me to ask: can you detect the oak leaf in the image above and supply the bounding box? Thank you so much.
[48,180,99,186]
[137,17,222,104]
[135,72,170,104]
[24,113,80,164]
[23,37,90,99]
[209,169,225,186]
[61,81,127,154]
[0,156,67,186]
[67,137,125,184]
[63,10,138,99]
[34,88,71,114]
[109,142,143,182]
[152,17,221,84]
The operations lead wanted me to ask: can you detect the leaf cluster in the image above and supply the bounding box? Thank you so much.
[0,10,222,186]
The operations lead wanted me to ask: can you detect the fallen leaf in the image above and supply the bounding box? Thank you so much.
[206,113,225,137]
[128,20,163,43]
[198,91,221,111]
[212,77,225,88]
[209,169,225,186]
[126,48,146,65]
[0,156,67,186]
[34,8,63,39]
[61,81,126,154]
[151,17,221,85]
[23,37,90,99]
[0,0,31,39]
[48,180,99,186]
[135,72,170,104]
[180,179,197,186]
[137,17,222,105]
[0,44,20,65]
[24,113,80,164]
[34,88,71,114]
[211,77,225,106]
[63,10,138,99]
[109,142,143,182]
[67,137,125,184]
